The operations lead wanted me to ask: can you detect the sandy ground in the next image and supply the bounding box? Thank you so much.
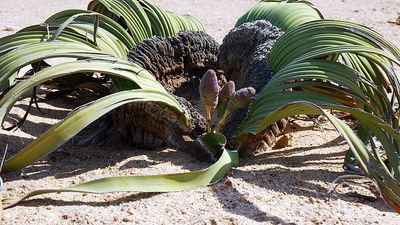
[0,0,400,224]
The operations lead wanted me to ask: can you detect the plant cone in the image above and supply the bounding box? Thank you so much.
[217,81,235,118]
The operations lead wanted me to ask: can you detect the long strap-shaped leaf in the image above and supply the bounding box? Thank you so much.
[268,19,400,125]
[66,23,129,57]
[238,58,400,210]
[139,0,205,37]
[88,0,152,43]
[235,0,322,30]
[45,9,135,49]
[271,19,400,59]
[2,89,187,172]
[0,41,109,90]
[0,59,172,126]
[43,11,129,57]
[243,102,400,208]
[240,101,400,212]
[3,148,238,209]
[0,29,98,56]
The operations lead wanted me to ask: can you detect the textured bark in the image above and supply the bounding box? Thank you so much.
[219,20,283,91]
[112,95,207,150]
[114,23,289,159]
[219,20,287,156]
[113,31,222,155]
[128,30,224,101]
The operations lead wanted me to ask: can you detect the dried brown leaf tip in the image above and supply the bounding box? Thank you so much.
[200,69,220,121]
[217,81,235,118]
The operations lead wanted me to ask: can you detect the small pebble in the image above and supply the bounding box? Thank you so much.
[210,219,217,225]
[224,179,233,187]
[122,218,132,222]
[308,197,317,204]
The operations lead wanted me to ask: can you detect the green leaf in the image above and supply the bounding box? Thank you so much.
[139,0,205,37]
[239,55,400,210]
[236,0,322,31]
[195,132,227,156]
[88,0,152,43]
[0,58,171,126]
[3,147,238,209]
[2,89,187,173]
[0,41,108,91]
[45,9,135,49]
[0,27,98,56]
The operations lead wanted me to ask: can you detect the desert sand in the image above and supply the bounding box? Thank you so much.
[0,0,400,224]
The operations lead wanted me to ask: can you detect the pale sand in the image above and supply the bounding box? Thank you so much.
[0,0,400,224]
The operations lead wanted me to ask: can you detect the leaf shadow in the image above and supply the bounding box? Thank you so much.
[11,192,160,208]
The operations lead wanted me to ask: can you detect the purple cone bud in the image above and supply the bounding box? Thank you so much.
[226,87,256,112]
[217,81,235,118]
[200,69,220,113]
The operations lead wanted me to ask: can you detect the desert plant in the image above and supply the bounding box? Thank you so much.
[0,0,399,213]
[0,0,227,203]
[0,0,239,209]
[233,1,400,211]
[0,0,206,171]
